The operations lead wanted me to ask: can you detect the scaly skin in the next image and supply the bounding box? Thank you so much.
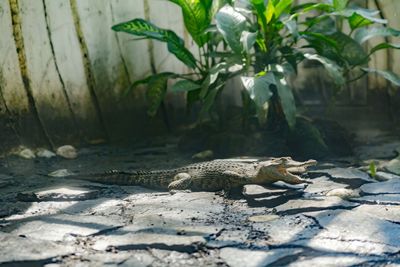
[75,157,317,192]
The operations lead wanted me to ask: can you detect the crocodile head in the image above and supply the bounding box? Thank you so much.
[254,157,317,185]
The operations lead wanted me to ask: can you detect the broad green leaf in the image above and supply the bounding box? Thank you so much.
[199,83,224,117]
[302,32,338,49]
[112,19,197,69]
[216,5,247,53]
[256,34,267,52]
[333,0,348,11]
[146,73,172,116]
[124,72,175,97]
[168,0,212,46]
[274,74,296,129]
[283,18,298,38]
[241,72,275,108]
[304,53,345,85]
[210,0,229,18]
[200,62,227,99]
[306,16,336,35]
[266,0,275,23]
[205,51,235,58]
[124,75,152,96]
[170,79,202,92]
[112,18,165,41]
[361,68,400,87]
[354,27,400,44]
[369,43,400,55]
[166,40,197,69]
[329,31,368,66]
[348,12,373,30]
[240,31,257,53]
[301,31,339,61]
[250,0,267,32]
[333,8,387,25]
[274,0,293,18]
[297,3,333,13]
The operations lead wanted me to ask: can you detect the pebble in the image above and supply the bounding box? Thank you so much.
[56,145,78,159]
[325,188,360,199]
[48,169,74,177]
[192,150,214,160]
[36,148,56,158]
[18,148,36,159]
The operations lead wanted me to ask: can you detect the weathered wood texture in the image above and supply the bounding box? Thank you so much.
[0,0,399,150]
[0,0,49,147]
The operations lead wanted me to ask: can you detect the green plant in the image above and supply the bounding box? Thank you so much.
[112,1,233,118]
[112,0,400,128]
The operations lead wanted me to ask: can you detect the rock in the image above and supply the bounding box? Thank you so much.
[48,169,74,177]
[243,185,287,197]
[36,148,56,158]
[17,187,99,202]
[121,192,225,228]
[192,150,214,160]
[375,171,400,181]
[119,253,155,267]
[0,202,28,218]
[360,178,400,194]
[252,214,318,245]
[0,232,74,263]
[274,196,358,215]
[11,214,122,241]
[296,209,400,254]
[309,167,375,187]
[289,255,381,267]
[248,214,280,222]
[384,157,400,175]
[325,188,360,199]
[219,248,302,267]
[354,204,400,222]
[352,194,400,205]
[92,232,205,253]
[18,148,36,159]
[56,145,77,159]
[304,176,347,196]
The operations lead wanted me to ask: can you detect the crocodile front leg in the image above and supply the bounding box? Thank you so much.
[218,170,249,197]
[168,173,192,191]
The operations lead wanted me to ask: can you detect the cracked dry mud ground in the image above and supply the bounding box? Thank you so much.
[1,137,400,267]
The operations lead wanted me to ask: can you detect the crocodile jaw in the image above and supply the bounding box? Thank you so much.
[254,158,316,185]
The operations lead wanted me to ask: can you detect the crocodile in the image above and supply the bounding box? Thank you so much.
[74,157,316,192]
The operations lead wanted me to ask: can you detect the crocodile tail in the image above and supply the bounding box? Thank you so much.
[75,170,138,185]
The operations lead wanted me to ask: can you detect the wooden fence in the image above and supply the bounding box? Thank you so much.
[0,0,399,151]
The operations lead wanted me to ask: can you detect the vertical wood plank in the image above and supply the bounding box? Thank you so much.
[18,0,78,146]
[347,0,368,105]
[367,0,389,89]
[72,0,141,141]
[378,0,400,77]
[44,0,106,143]
[109,0,151,81]
[147,0,187,74]
[0,87,19,151]
[0,0,48,147]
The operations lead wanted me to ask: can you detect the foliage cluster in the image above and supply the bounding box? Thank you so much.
[112,0,400,128]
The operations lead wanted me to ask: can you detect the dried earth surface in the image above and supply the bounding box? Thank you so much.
[1,132,400,266]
